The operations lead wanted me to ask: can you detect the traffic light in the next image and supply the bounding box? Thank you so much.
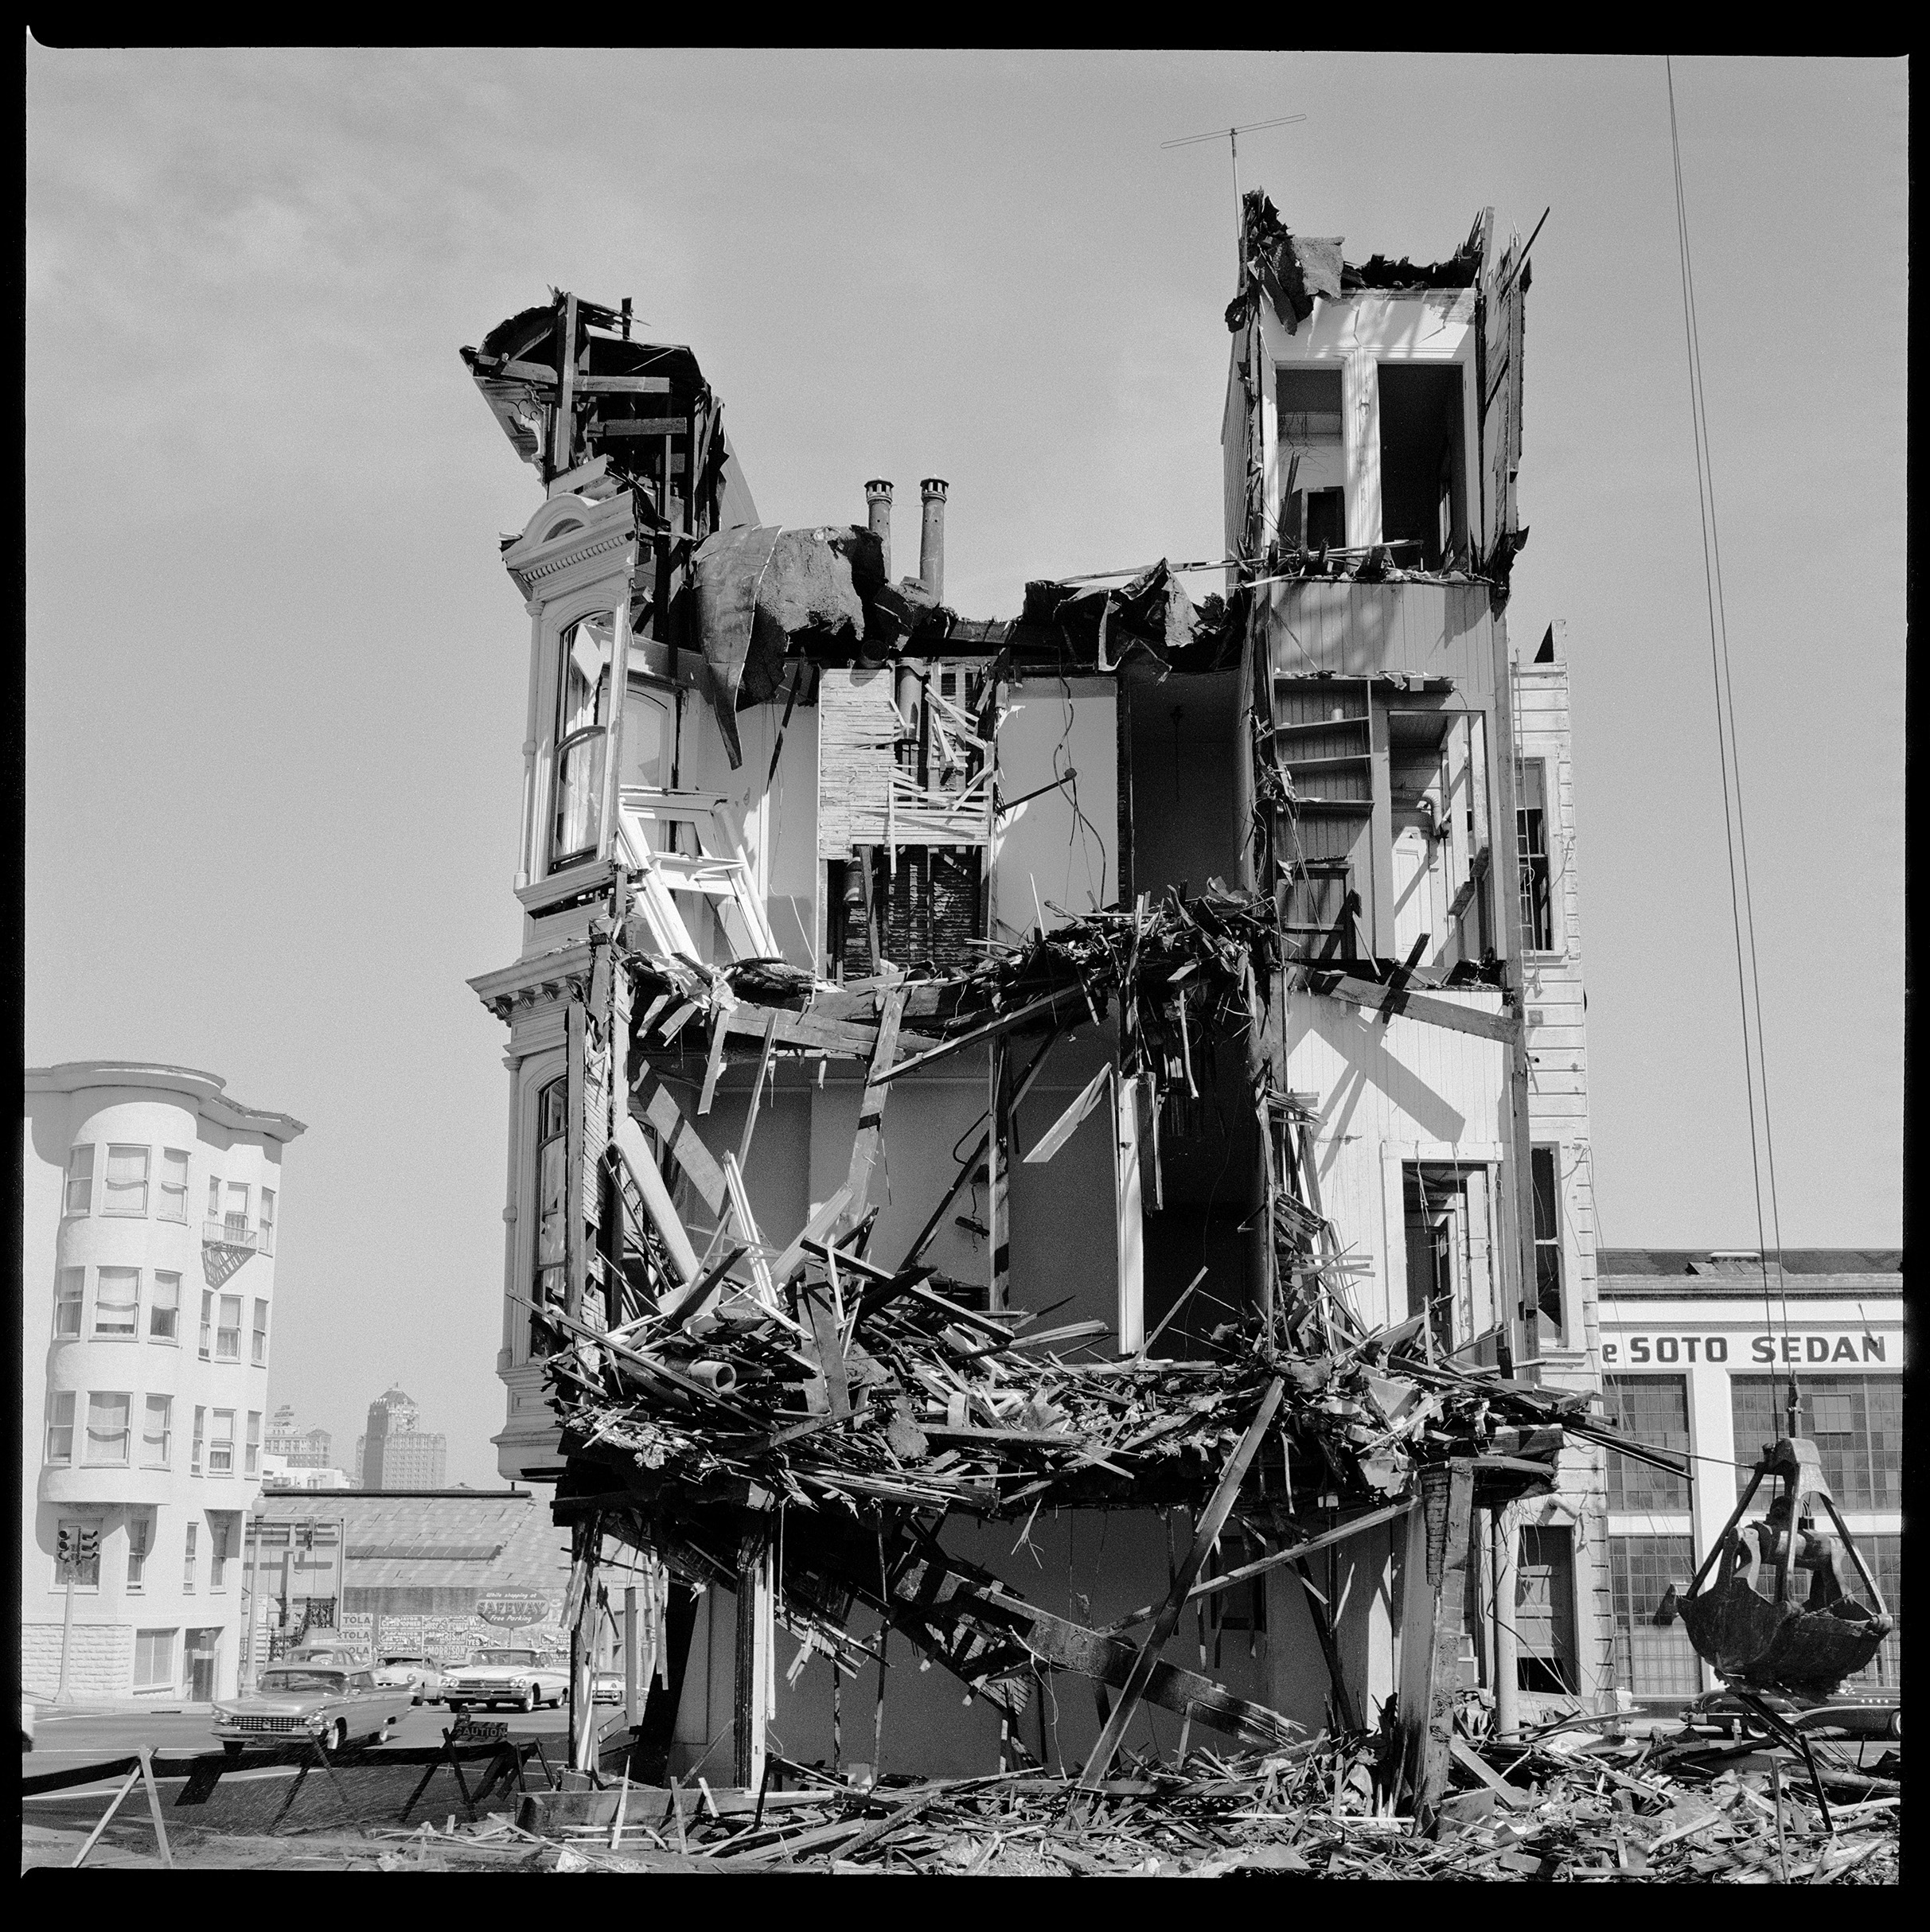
[57,1526,75,1566]
[77,1529,99,1564]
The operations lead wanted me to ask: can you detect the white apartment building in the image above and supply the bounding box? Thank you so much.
[21,1062,304,1702]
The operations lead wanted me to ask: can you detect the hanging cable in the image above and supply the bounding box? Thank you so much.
[1666,58,1795,1422]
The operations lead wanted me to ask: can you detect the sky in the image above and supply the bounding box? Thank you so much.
[25,50,1906,1489]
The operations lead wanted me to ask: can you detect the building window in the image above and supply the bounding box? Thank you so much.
[199,1291,213,1360]
[133,1627,175,1691]
[207,1176,221,1219]
[1277,366,1347,551]
[159,1149,190,1222]
[95,1267,139,1338]
[1376,361,1466,571]
[533,1073,569,1332]
[1516,759,1554,950]
[191,1405,205,1477]
[1848,1533,1901,1690]
[1603,1376,1693,1511]
[54,1267,84,1338]
[45,1390,76,1465]
[1731,1375,1901,1510]
[103,1143,151,1217]
[1513,1526,1579,1694]
[211,1517,231,1590]
[55,1519,101,1589]
[151,1272,181,1342]
[251,1299,269,1366]
[550,613,614,873]
[245,1411,262,1476]
[66,1143,95,1215]
[259,1188,275,1256]
[85,1392,132,1466]
[183,1521,197,1591]
[1609,1534,1704,1700]
[209,1409,236,1476]
[1400,1163,1498,1359]
[142,1395,173,1468]
[1530,1146,1564,1343]
[127,1513,153,1591]
[224,1182,249,1240]
[216,1295,243,1361]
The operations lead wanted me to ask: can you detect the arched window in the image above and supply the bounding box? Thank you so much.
[550,614,614,871]
[533,1076,569,1334]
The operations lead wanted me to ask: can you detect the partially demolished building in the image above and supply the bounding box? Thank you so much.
[459,203,1655,1824]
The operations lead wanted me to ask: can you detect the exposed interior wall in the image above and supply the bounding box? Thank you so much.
[992,679,1117,945]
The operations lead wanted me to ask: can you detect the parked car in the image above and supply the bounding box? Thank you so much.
[591,1669,625,1705]
[373,1653,444,1704]
[212,1664,411,1756]
[288,1636,372,1668]
[442,1647,569,1714]
[1685,1684,1901,1743]
[21,1697,35,1752]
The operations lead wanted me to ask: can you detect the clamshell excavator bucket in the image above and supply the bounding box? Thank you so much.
[1676,1435,1893,1696]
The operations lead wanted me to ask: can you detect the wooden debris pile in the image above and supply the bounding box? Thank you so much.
[361,1726,1898,1879]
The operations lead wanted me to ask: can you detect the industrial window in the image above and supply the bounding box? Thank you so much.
[66,1144,94,1215]
[54,1267,84,1338]
[259,1187,276,1255]
[209,1409,236,1476]
[95,1267,139,1338]
[184,1520,197,1591]
[142,1395,173,1469]
[1513,1526,1579,1694]
[1516,760,1554,950]
[245,1412,262,1477]
[199,1290,213,1360]
[551,612,614,872]
[151,1272,181,1342]
[216,1295,243,1361]
[127,1513,153,1591]
[252,1299,269,1365]
[1602,1376,1692,1511]
[133,1628,175,1690]
[533,1073,569,1331]
[86,1392,132,1466]
[103,1144,150,1216]
[191,1405,205,1477]
[1847,1533,1901,1690]
[55,1517,100,1589]
[1530,1146,1564,1343]
[1730,1376,1900,1510]
[1608,1534,1703,1700]
[1376,362,1467,571]
[45,1390,76,1465]
[159,1149,190,1222]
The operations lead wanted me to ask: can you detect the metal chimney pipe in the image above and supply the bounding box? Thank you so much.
[918,478,949,602]
[864,479,894,582]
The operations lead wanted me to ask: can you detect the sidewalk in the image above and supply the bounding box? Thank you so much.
[26,1698,215,1719]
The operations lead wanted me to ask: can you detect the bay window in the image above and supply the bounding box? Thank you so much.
[251,1298,269,1365]
[127,1513,153,1591]
[245,1411,261,1476]
[151,1272,181,1342]
[216,1295,243,1361]
[532,1075,569,1338]
[65,1144,94,1215]
[95,1267,139,1338]
[209,1408,236,1475]
[54,1267,84,1338]
[160,1149,190,1222]
[259,1187,275,1255]
[142,1395,173,1468]
[550,613,614,872]
[45,1390,75,1465]
[85,1392,132,1465]
[190,1405,205,1476]
[104,1144,150,1216]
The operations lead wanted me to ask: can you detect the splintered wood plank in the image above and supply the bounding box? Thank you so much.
[838,984,907,1234]
[632,1070,728,1216]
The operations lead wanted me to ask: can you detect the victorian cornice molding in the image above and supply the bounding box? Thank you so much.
[469,942,595,1025]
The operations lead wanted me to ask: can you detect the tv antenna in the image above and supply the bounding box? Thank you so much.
[1161,113,1307,268]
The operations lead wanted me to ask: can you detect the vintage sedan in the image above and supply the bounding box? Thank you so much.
[373,1653,445,1704]
[212,1665,411,1755]
[442,1647,568,1714]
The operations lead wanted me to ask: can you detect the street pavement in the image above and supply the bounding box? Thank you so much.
[24,1696,574,1797]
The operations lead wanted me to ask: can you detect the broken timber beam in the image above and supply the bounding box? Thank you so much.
[1305,970,1519,1046]
[1077,1377,1286,1790]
